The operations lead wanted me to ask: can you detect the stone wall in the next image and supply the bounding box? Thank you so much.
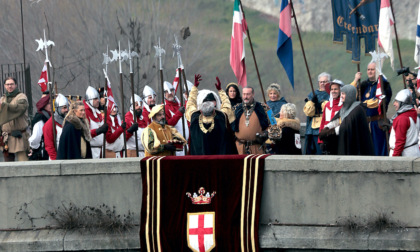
[1,155,420,251]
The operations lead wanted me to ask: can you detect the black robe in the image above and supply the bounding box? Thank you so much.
[57,121,92,160]
[337,105,374,155]
[190,110,236,155]
[273,127,302,155]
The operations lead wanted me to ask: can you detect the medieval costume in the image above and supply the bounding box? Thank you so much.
[318,80,344,154]
[28,94,51,160]
[351,77,392,156]
[0,87,30,161]
[105,106,125,158]
[389,89,420,157]
[232,100,270,154]
[141,104,186,157]
[321,85,374,156]
[125,100,147,158]
[142,85,157,126]
[84,86,105,159]
[43,94,68,160]
[303,89,329,155]
[164,81,189,156]
[57,109,92,160]
[186,86,236,155]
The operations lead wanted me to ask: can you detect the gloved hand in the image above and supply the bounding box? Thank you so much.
[194,74,202,87]
[10,130,22,138]
[378,119,391,132]
[319,127,335,141]
[96,123,108,135]
[311,95,318,104]
[178,106,185,114]
[127,123,138,134]
[163,143,176,152]
[255,131,268,144]
[121,121,126,130]
[214,76,222,91]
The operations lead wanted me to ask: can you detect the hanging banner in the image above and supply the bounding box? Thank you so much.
[332,0,381,63]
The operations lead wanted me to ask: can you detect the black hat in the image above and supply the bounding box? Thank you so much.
[98,87,105,98]
[203,93,216,102]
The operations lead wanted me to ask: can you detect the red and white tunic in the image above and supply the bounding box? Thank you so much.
[390,109,420,156]
[318,97,342,144]
[43,117,63,160]
[125,110,147,157]
[84,100,104,158]
[105,115,124,155]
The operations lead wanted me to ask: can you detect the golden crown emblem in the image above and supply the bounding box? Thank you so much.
[186,187,216,205]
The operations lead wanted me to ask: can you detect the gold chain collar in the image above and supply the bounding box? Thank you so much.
[199,113,215,133]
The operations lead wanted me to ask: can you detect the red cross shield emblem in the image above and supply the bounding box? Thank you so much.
[187,212,215,252]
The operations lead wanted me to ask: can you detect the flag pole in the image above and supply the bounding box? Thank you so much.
[128,41,139,157]
[390,0,406,88]
[178,68,187,155]
[357,63,361,101]
[290,0,315,96]
[238,0,266,103]
[118,41,127,158]
[102,77,107,158]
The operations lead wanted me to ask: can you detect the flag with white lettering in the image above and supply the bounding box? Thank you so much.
[332,0,381,63]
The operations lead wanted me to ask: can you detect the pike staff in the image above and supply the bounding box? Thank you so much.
[128,41,140,157]
[173,35,187,155]
[154,38,166,122]
[101,45,111,158]
[111,41,127,157]
[36,29,56,149]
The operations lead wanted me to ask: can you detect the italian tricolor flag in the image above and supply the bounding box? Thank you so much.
[230,0,248,87]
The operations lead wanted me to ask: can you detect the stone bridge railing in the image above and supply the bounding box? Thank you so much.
[1,155,419,251]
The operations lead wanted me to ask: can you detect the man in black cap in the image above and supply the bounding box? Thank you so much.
[186,74,236,155]
[232,86,269,154]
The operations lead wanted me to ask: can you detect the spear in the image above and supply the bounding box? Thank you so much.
[154,38,166,123]
[113,41,127,157]
[101,45,111,158]
[173,35,187,155]
[36,29,56,150]
[128,41,140,157]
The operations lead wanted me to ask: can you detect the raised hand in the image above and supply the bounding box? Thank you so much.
[194,74,202,87]
[214,76,221,91]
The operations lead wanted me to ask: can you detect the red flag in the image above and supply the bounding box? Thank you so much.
[38,62,48,92]
[105,77,116,116]
[376,75,383,115]
[230,0,247,87]
[172,68,180,93]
